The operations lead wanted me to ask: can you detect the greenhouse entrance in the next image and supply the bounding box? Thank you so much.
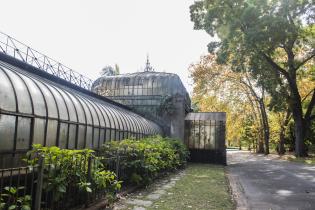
[184,112,226,164]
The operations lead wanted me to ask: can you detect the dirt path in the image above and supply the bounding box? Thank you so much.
[227,150,315,210]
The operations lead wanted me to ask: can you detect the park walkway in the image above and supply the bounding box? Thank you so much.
[227,150,315,210]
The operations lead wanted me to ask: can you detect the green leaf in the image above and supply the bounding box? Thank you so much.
[57,185,66,193]
[21,205,31,210]
[86,187,92,193]
[0,203,6,209]
[24,195,31,201]
[8,205,17,210]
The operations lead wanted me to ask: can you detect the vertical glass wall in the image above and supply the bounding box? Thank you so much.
[185,113,226,164]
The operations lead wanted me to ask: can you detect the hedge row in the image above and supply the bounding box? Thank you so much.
[1,136,189,209]
[100,135,189,185]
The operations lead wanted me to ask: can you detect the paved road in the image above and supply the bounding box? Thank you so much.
[227,151,315,210]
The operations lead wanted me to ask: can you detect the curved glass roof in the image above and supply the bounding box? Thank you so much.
[92,71,190,98]
[0,61,162,154]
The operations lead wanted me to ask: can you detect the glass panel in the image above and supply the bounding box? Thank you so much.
[210,121,216,149]
[57,89,77,122]
[193,121,200,149]
[107,106,120,130]
[86,126,93,148]
[59,123,68,149]
[90,102,105,127]
[99,129,105,146]
[93,128,99,149]
[85,99,99,126]
[33,118,45,145]
[77,125,86,149]
[16,117,31,150]
[97,104,111,128]
[76,96,92,124]
[205,121,211,150]
[0,69,16,112]
[129,116,136,133]
[0,114,15,151]
[6,70,32,114]
[48,86,69,120]
[116,131,121,140]
[105,129,111,142]
[23,76,46,116]
[35,82,58,118]
[124,131,129,139]
[111,129,116,141]
[46,120,57,146]
[68,124,77,149]
[67,93,85,123]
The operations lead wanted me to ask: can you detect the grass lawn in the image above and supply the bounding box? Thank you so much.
[284,154,315,164]
[147,164,234,210]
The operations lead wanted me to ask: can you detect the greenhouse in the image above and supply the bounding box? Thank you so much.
[92,58,191,141]
[0,59,161,168]
[0,31,226,167]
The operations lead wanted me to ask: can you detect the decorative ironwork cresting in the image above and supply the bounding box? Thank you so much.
[0,31,93,90]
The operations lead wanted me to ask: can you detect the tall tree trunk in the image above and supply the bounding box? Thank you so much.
[293,114,306,157]
[242,78,269,154]
[259,99,270,155]
[277,109,291,155]
[278,126,286,155]
[288,74,308,157]
[257,112,265,154]
[290,88,306,157]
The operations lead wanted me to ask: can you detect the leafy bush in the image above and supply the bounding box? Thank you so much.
[100,135,189,185]
[0,187,31,210]
[25,144,121,204]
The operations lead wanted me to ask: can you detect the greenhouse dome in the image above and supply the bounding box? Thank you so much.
[92,58,191,140]
[92,62,191,113]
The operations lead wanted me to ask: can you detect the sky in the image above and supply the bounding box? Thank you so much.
[0,0,211,94]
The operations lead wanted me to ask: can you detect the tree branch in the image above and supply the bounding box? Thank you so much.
[305,89,315,120]
[259,52,289,77]
[294,53,315,71]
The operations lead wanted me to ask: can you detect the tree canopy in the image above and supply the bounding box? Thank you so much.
[190,0,315,156]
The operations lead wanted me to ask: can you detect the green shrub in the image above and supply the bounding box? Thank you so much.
[100,135,189,185]
[0,187,31,210]
[25,144,121,204]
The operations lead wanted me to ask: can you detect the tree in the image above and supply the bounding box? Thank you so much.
[101,64,120,76]
[190,55,268,152]
[190,0,315,156]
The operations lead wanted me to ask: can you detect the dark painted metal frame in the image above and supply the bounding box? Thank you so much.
[0,62,161,161]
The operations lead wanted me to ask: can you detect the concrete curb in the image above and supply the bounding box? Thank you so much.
[225,168,249,210]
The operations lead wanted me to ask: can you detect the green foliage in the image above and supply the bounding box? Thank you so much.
[100,135,189,185]
[190,0,315,156]
[240,118,255,149]
[101,65,120,76]
[25,144,120,203]
[0,187,31,210]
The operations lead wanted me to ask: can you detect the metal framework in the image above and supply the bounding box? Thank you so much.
[0,31,93,90]
[92,70,191,120]
[0,61,162,164]
[184,112,226,164]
